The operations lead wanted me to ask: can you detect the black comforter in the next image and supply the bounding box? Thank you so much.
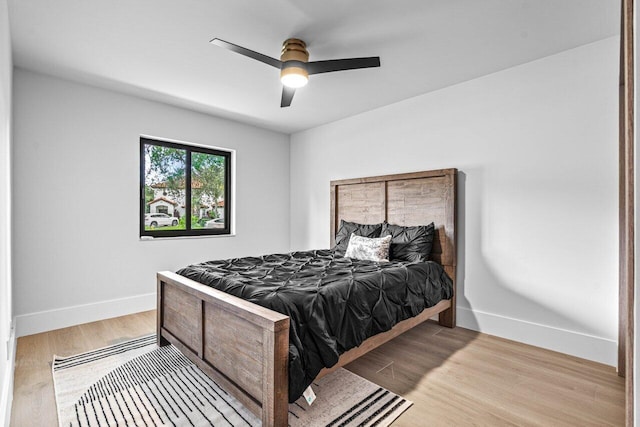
[177,249,453,402]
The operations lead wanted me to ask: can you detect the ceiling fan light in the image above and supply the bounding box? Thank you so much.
[280,66,309,88]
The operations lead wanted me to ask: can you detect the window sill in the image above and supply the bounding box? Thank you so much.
[139,233,236,241]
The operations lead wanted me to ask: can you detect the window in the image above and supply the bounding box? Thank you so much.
[140,137,231,238]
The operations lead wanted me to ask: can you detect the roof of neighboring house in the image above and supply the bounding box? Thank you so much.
[151,179,203,189]
[202,200,225,208]
[180,200,224,209]
[147,196,179,206]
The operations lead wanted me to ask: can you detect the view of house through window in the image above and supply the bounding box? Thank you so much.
[140,137,231,237]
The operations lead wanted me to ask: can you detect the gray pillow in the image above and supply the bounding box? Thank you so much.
[333,220,383,256]
[381,222,435,262]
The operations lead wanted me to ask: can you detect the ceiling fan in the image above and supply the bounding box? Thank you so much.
[210,38,381,108]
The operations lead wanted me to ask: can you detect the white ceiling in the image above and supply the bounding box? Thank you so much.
[8,0,619,134]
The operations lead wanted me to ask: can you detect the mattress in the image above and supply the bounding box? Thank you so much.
[177,249,453,402]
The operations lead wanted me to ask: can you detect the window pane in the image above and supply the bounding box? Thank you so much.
[143,144,187,231]
[191,151,226,230]
[140,137,231,238]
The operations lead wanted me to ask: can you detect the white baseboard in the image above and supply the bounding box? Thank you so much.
[14,293,156,338]
[0,321,16,427]
[457,306,617,366]
[10,295,616,366]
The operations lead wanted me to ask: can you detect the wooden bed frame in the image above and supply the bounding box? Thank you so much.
[156,168,457,426]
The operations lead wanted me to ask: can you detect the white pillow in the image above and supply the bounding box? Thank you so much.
[344,233,392,262]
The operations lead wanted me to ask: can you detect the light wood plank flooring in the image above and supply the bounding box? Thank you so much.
[10,311,155,427]
[10,311,623,426]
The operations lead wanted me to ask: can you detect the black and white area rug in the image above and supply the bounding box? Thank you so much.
[53,335,412,427]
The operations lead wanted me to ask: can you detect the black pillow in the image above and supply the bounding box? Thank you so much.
[381,222,435,262]
[333,220,383,256]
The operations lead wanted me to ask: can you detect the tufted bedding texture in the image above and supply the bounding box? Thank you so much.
[177,249,453,402]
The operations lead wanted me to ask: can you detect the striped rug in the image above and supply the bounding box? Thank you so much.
[53,335,412,427]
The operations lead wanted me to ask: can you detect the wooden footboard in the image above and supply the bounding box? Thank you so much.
[157,271,290,427]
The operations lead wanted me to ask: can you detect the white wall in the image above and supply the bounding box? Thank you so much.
[0,0,12,423]
[290,37,619,365]
[12,69,290,335]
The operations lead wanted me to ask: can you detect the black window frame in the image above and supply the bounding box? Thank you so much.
[140,137,232,238]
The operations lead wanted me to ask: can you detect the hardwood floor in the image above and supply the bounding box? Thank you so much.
[347,323,624,427]
[10,311,623,426]
[10,311,155,427]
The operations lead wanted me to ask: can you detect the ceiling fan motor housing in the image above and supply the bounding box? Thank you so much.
[280,38,309,83]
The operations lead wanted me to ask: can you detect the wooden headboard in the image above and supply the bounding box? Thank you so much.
[330,168,457,269]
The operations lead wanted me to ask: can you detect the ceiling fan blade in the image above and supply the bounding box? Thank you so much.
[307,57,380,75]
[210,38,282,69]
[281,86,296,108]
